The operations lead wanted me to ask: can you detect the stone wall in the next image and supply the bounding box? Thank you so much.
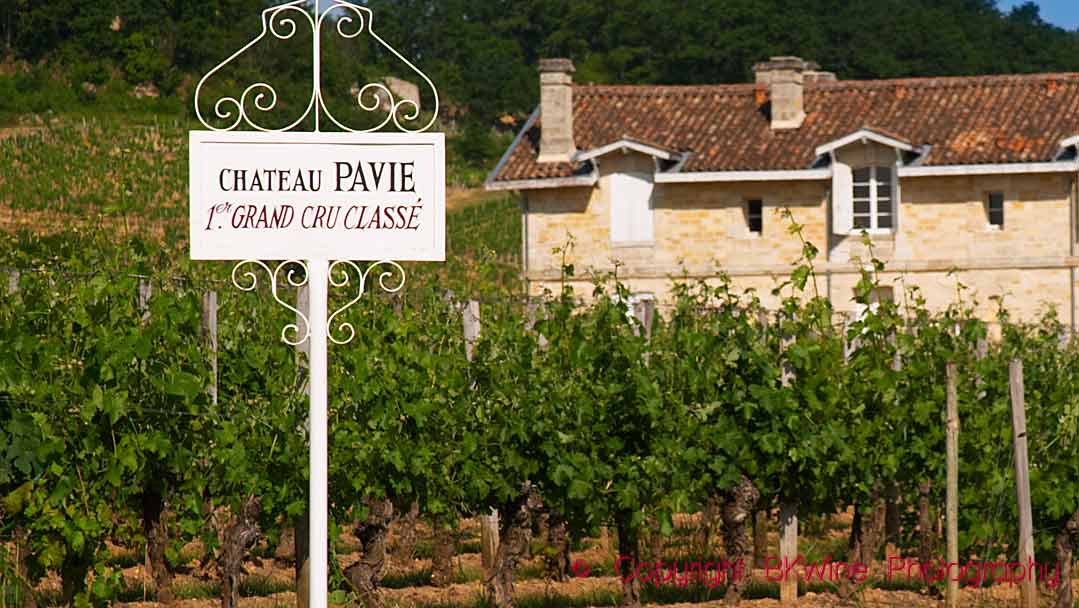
[523,149,1079,326]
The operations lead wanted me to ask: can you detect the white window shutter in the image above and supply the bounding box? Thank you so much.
[610,174,631,243]
[831,162,853,235]
[610,172,654,243]
[612,172,634,241]
[636,178,654,241]
[892,165,901,232]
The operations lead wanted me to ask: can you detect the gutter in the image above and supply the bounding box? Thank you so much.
[485,174,598,191]
[654,168,831,183]
[897,161,1079,177]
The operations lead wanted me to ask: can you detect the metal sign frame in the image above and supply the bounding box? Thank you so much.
[190,3,443,607]
[189,130,446,261]
[194,0,438,134]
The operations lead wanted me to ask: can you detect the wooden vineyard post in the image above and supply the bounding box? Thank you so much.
[780,322,795,387]
[884,483,900,560]
[1008,360,1037,608]
[631,297,666,564]
[463,299,481,361]
[754,309,770,570]
[480,511,500,572]
[526,299,549,350]
[201,291,218,405]
[632,297,655,342]
[634,296,668,566]
[5,269,18,294]
[778,311,798,606]
[753,510,768,568]
[138,277,152,308]
[2,272,23,605]
[779,502,798,605]
[138,278,153,323]
[945,362,959,608]
[886,331,901,559]
[975,337,988,390]
[465,300,501,573]
[135,278,175,602]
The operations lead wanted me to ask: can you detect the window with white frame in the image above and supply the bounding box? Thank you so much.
[628,292,655,317]
[612,292,656,331]
[852,166,894,231]
[609,172,654,244]
[627,292,655,337]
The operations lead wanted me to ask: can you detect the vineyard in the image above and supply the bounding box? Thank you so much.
[1,122,1079,608]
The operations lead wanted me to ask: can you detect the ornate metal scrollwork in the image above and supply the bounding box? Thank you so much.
[194,0,439,133]
[231,260,311,345]
[326,260,406,345]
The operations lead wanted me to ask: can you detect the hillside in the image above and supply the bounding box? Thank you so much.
[0,119,521,296]
[3,0,1079,130]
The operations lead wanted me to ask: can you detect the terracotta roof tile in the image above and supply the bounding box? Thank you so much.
[491,73,1079,182]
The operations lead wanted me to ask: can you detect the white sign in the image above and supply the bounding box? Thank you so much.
[189,131,445,261]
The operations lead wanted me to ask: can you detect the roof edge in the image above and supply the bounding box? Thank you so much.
[485,107,539,191]
[485,174,598,192]
[492,161,1078,189]
[571,72,1079,96]
[897,161,1079,177]
[573,138,683,163]
[815,128,918,157]
[655,168,831,183]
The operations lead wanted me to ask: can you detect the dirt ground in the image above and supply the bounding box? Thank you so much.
[91,516,1068,608]
[4,464,1066,608]
[109,575,1043,608]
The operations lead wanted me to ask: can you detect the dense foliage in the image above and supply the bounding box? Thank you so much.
[3,1,1079,127]
[4,2,1079,605]
[1,228,1078,606]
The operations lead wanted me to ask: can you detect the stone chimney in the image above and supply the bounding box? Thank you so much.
[538,58,576,163]
[804,70,837,83]
[753,56,817,130]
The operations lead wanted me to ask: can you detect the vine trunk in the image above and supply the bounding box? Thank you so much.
[616,512,641,608]
[220,496,260,608]
[485,483,541,608]
[345,497,394,608]
[722,476,759,605]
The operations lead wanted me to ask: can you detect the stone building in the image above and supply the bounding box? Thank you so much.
[485,57,1079,326]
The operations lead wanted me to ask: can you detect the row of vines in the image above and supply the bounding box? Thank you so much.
[1,232,1078,608]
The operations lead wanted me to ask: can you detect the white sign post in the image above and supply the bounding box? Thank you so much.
[188,4,444,608]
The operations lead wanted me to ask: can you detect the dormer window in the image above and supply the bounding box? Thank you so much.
[852,166,894,231]
[609,172,655,245]
[818,128,919,236]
